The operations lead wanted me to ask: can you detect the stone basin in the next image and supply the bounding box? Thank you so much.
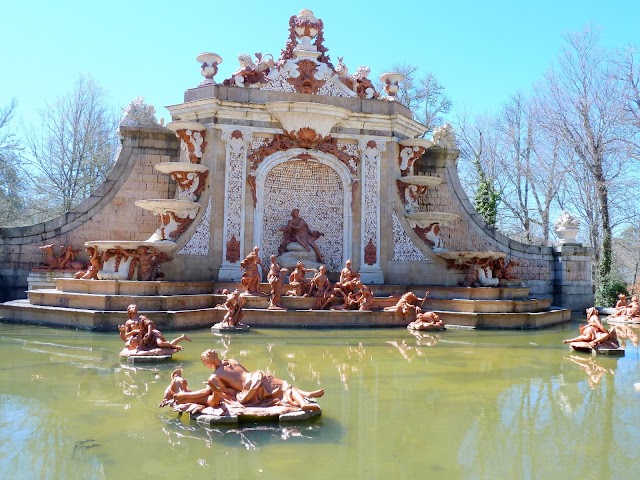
[85,240,177,254]
[404,211,459,228]
[397,175,443,188]
[135,199,201,216]
[154,162,209,174]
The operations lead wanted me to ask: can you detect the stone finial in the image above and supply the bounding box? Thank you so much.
[119,97,159,128]
[196,52,223,86]
[380,72,405,100]
[292,9,321,51]
[432,123,457,149]
[554,211,580,230]
[554,211,581,244]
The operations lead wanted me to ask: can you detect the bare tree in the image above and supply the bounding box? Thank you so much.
[24,75,119,216]
[388,64,452,134]
[535,26,633,281]
[494,94,568,242]
[0,99,25,226]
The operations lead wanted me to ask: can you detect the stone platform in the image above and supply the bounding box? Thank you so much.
[0,278,571,330]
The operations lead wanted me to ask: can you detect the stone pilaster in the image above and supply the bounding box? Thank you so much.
[218,128,253,281]
[552,244,594,312]
[359,139,385,284]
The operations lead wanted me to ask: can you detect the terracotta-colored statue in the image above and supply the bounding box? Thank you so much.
[36,243,83,271]
[614,293,628,311]
[408,307,445,331]
[334,259,361,294]
[118,304,190,357]
[218,289,247,327]
[267,255,288,310]
[354,282,376,311]
[278,208,325,263]
[287,261,313,296]
[240,246,263,295]
[115,245,169,281]
[609,295,640,323]
[563,307,620,350]
[308,265,332,307]
[384,291,425,315]
[494,258,521,283]
[160,349,324,416]
[74,246,102,280]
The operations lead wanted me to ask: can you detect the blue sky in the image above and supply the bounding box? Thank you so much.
[2,0,639,129]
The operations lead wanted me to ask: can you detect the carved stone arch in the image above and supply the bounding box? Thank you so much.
[253,148,353,271]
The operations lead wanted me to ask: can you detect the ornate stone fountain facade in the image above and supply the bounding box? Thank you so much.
[0,9,593,325]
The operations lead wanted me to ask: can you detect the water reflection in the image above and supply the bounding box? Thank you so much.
[564,354,614,389]
[386,331,441,362]
[159,414,324,450]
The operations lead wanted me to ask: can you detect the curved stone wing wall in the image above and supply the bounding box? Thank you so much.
[0,126,180,299]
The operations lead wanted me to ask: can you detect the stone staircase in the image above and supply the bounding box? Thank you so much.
[0,278,571,331]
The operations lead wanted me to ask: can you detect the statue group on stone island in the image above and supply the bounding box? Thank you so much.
[118,304,191,357]
[607,294,640,323]
[159,349,324,417]
[562,307,621,353]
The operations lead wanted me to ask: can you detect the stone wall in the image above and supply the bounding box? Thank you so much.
[0,126,179,300]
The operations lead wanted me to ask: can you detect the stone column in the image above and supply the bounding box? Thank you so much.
[218,128,253,281]
[359,139,385,284]
[552,244,594,312]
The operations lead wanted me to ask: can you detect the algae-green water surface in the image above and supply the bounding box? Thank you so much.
[1,322,639,479]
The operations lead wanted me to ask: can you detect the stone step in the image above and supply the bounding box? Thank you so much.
[2,298,571,331]
[55,278,216,296]
[434,308,571,329]
[423,298,552,313]
[52,279,532,300]
[28,290,220,311]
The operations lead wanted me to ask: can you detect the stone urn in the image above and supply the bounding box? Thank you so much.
[554,211,580,244]
[380,72,405,98]
[196,52,222,86]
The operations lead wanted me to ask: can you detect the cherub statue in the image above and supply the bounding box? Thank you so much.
[224,53,274,87]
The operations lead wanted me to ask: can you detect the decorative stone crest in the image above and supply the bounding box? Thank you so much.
[432,123,457,149]
[119,97,160,128]
[364,240,377,265]
[287,59,326,94]
[226,236,241,263]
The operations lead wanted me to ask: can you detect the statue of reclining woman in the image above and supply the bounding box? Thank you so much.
[563,307,620,351]
[160,349,324,416]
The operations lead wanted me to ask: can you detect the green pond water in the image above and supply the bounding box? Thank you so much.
[1,320,639,480]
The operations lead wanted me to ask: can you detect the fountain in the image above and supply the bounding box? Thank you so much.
[1,8,585,330]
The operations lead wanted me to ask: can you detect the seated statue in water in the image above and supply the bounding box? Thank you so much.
[160,349,324,417]
[563,307,620,350]
[215,289,247,328]
[118,304,190,357]
[407,307,445,331]
[608,295,640,323]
